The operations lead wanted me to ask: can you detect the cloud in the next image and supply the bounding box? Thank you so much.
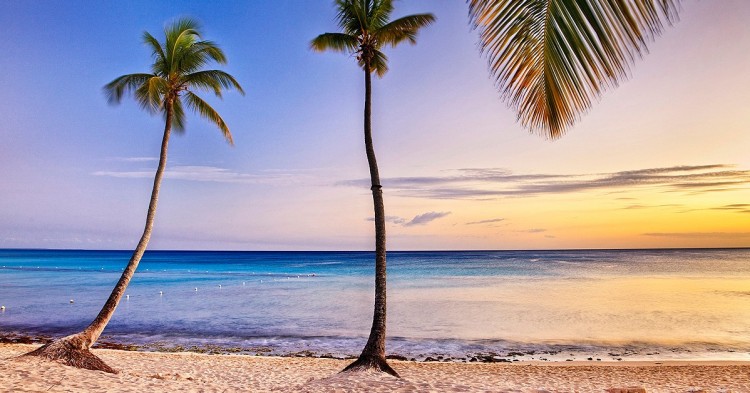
[367,211,451,227]
[466,218,505,225]
[339,164,750,200]
[112,156,158,162]
[94,165,313,185]
[711,204,750,214]
[642,232,750,239]
[621,204,682,210]
[520,228,547,233]
[404,211,451,227]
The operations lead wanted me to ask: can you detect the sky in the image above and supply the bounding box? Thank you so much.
[0,1,748,251]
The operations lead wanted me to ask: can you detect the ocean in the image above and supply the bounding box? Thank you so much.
[1,248,749,362]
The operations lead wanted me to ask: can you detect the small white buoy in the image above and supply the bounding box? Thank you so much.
[126,295,130,300]
[219,284,222,288]
[69,299,74,304]
[194,287,198,291]
[159,291,163,296]
[1,305,5,311]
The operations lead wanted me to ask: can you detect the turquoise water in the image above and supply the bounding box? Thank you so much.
[1,248,749,361]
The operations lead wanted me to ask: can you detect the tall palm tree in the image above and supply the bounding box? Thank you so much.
[24,17,243,373]
[468,0,680,137]
[312,0,434,376]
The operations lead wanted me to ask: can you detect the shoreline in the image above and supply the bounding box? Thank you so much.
[2,343,749,392]
[5,332,749,364]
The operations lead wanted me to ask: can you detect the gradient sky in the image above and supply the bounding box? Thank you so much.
[1,1,748,251]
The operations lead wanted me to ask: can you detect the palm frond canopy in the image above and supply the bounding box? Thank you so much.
[311,0,435,77]
[469,0,680,138]
[104,17,244,143]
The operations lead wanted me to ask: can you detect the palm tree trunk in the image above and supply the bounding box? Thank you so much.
[24,99,175,373]
[342,63,398,377]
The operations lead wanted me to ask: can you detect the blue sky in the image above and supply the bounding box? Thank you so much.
[1,1,749,250]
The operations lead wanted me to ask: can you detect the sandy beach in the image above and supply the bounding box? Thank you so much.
[1,344,747,392]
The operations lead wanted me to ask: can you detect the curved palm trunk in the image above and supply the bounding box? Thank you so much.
[25,100,175,373]
[342,64,398,377]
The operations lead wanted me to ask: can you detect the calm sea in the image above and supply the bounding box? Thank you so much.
[1,248,749,361]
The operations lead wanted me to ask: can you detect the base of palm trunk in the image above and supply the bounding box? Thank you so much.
[341,354,399,377]
[22,334,117,374]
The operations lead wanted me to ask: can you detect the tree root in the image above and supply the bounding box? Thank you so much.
[342,354,399,377]
[22,334,117,374]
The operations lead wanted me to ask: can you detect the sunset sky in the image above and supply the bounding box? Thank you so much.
[1,1,748,251]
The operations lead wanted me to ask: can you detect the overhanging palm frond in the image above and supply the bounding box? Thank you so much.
[376,14,436,46]
[311,33,359,53]
[184,91,233,144]
[469,0,680,138]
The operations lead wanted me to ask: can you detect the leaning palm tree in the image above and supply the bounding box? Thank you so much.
[24,17,243,373]
[311,0,434,376]
[468,0,680,137]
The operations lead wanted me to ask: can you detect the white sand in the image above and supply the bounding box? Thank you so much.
[1,344,748,392]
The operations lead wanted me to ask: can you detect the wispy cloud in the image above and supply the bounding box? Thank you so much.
[367,211,451,227]
[94,165,313,185]
[621,204,682,210]
[111,156,158,162]
[519,228,547,233]
[404,211,451,227]
[642,232,750,239]
[710,204,750,214]
[466,218,505,225]
[341,164,750,200]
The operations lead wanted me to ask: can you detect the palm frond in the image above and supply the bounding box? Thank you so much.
[103,73,154,105]
[375,14,436,47]
[164,18,201,74]
[132,76,167,113]
[317,0,434,77]
[336,0,366,36]
[369,0,394,30]
[369,49,389,77]
[106,17,242,138]
[469,0,680,138]
[142,32,166,67]
[184,70,245,97]
[311,33,359,53]
[171,97,187,132]
[184,92,234,144]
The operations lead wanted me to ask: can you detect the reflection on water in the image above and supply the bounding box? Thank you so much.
[1,248,749,360]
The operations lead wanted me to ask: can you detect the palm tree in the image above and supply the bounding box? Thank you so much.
[24,17,243,373]
[311,0,434,376]
[467,0,680,137]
